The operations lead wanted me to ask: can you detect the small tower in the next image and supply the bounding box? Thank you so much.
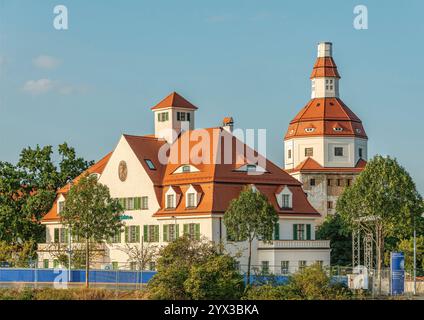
[151,92,198,143]
[283,42,368,222]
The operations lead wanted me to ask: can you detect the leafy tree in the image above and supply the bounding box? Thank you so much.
[0,240,37,267]
[60,175,123,287]
[395,236,424,275]
[316,214,352,266]
[184,254,244,300]
[147,236,242,300]
[224,186,278,285]
[336,155,424,293]
[0,143,92,245]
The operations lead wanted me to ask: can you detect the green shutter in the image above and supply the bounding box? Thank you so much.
[63,229,69,243]
[135,226,140,242]
[125,226,129,243]
[43,259,49,269]
[163,225,169,242]
[136,197,141,210]
[144,225,149,242]
[175,224,179,238]
[306,224,311,240]
[293,224,298,240]
[274,223,280,240]
[119,198,124,208]
[155,225,159,242]
[54,228,59,243]
[183,224,189,236]
[195,224,200,241]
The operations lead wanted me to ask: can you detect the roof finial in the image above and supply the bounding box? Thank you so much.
[317,42,332,58]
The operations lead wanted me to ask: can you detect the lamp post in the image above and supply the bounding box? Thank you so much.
[413,212,424,295]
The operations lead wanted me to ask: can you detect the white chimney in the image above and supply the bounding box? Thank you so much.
[317,42,332,57]
[222,117,234,133]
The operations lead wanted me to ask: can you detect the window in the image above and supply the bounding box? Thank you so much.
[127,197,135,210]
[305,148,313,157]
[111,230,121,243]
[298,261,307,271]
[58,201,64,213]
[143,225,159,243]
[141,196,148,210]
[310,178,316,186]
[293,224,311,240]
[326,79,329,84]
[316,260,323,268]
[177,112,190,122]
[347,179,352,187]
[334,147,344,156]
[163,224,179,242]
[333,127,343,132]
[182,165,190,173]
[145,159,156,170]
[327,201,333,209]
[166,194,175,209]
[261,261,269,274]
[337,179,342,187]
[129,262,137,271]
[119,197,144,210]
[274,222,280,240]
[157,112,169,122]
[281,261,289,275]
[126,225,140,243]
[305,128,315,133]
[54,228,68,243]
[187,193,196,207]
[43,259,49,269]
[327,179,332,187]
[282,194,291,208]
[359,148,363,159]
[184,223,200,241]
[329,79,333,84]
[288,149,292,159]
[330,85,333,90]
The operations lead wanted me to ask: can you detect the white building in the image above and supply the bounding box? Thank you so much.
[38,90,330,274]
[284,42,368,222]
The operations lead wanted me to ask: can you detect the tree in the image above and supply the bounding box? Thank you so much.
[147,236,242,300]
[337,155,424,293]
[60,175,123,287]
[117,242,160,270]
[395,236,424,275]
[224,186,278,285]
[316,214,352,266]
[0,240,37,267]
[0,143,92,245]
[184,254,244,300]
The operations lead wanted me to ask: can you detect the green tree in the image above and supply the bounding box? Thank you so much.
[60,175,123,287]
[336,155,424,293]
[316,214,352,266]
[147,236,242,300]
[224,186,278,285]
[0,143,93,245]
[395,236,424,275]
[184,254,244,300]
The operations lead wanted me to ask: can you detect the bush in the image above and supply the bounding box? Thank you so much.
[243,264,354,300]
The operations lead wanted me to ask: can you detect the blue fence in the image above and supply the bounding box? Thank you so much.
[0,268,156,284]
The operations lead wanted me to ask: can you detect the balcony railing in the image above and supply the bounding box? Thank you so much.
[258,240,330,249]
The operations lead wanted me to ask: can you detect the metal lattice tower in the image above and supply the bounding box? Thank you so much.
[352,229,361,267]
[363,233,373,271]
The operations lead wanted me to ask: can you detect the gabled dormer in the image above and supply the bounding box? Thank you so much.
[165,186,182,209]
[275,185,293,209]
[185,184,203,208]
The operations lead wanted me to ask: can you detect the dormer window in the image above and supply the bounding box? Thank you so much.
[333,127,343,132]
[275,186,293,209]
[173,165,200,174]
[182,165,190,173]
[334,147,344,157]
[356,128,362,134]
[166,194,175,209]
[58,201,65,214]
[145,159,156,170]
[246,164,256,172]
[187,193,196,207]
[305,128,315,133]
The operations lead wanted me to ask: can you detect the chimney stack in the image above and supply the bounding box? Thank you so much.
[317,42,332,58]
[222,117,234,133]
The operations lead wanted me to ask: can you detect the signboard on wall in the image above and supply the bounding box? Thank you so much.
[390,252,405,295]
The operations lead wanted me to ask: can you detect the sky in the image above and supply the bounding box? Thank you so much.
[0,0,423,193]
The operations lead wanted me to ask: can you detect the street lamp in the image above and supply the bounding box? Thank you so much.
[413,211,424,295]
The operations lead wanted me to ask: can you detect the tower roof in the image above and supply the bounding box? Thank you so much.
[285,98,367,139]
[310,57,340,79]
[151,92,198,110]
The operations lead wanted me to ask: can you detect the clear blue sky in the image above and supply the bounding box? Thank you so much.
[0,0,423,193]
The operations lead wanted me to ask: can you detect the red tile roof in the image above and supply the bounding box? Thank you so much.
[286,157,367,174]
[151,92,198,111]
[284,98,367,140]
[310,57,340,79]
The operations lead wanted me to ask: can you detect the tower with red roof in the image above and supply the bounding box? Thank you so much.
[284,42,368,221]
